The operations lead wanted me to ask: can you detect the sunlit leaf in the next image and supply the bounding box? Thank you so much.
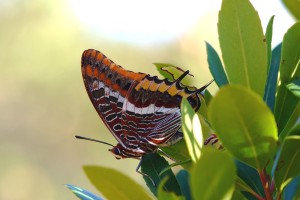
[275,21,300,133]
[278,21,300,81]
[208,85,278,170]
[65,184,104,200]
[153,63,194,86]
[275,136,300,191]
[83,166,153,200]
[264,44,282,111]
[218,0,267,97]
[181,99,203,162]
[141,153,181,197]
[205,41,228,87]
[191,150,236,200]
[282,0,300,20]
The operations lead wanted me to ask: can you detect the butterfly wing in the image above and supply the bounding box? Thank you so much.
[81,49,147,146]
[120,73,202,150]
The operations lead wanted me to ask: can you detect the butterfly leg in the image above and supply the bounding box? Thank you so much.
[204,134,223,149]
[136,157,156,186]
[204,134,218,145]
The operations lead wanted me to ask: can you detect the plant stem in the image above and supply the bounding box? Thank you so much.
[276,192,282,200]
[259,169,272,200]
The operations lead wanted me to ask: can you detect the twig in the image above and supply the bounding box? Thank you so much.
[259,169,272,200]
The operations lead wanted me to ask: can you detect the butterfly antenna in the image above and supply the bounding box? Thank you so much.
[196,79,214,94]
[75,135,114,148]
[175,70,190,89]
[176,70,190,82]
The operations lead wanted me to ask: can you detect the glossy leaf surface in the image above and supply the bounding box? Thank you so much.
[218,0,267,97]
[208,85,278,170]
[83,166,153,200]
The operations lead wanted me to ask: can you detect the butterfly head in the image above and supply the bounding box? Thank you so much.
[109,146,123,159]
[109,143,144,159]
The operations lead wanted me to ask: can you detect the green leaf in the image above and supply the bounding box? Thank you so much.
[264,44,282,111]
[205,41,228,87]
[176,170,192,200]
[265,16,275,73]
[197,95,208,119]
[282,0,300,20]
[275,136,300,191]
[153,63,194,86]
[278,104,300,141]
[191,150,236,200]
[141,153,181,197]
[277,21,300,82]
[153,63,178,81]
[218,0,267,97]
[65,184,104,200]
[204,89,213,104]
[287,79,300,98]
[157,177,184,200]
[275,22,300,133]
[83,166,153,200]
[235,176,261,199]
[160,140,191,168]
[284,175,300,200]
[276,123,300,170]
[289,123,300,136]
[208,85,278,170]
[231,190,247,200]
[235,160,265,197]
[181,99,203,162]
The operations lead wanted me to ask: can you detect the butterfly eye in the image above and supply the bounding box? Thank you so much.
[110,147,122,160]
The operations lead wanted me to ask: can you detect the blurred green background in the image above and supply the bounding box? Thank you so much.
[0,0,294,199]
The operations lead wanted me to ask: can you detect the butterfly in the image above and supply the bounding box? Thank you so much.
[79,49,211,182]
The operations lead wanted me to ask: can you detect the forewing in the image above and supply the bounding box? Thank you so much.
[81,49,147,144]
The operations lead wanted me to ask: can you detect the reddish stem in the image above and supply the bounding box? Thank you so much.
[259,169,273,200]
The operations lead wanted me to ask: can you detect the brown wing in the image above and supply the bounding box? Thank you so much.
[120,71,203,150]
[82,49,207,155]
[81,49,147,146]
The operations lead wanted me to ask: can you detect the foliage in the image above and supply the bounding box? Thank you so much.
[67,0,300,199]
